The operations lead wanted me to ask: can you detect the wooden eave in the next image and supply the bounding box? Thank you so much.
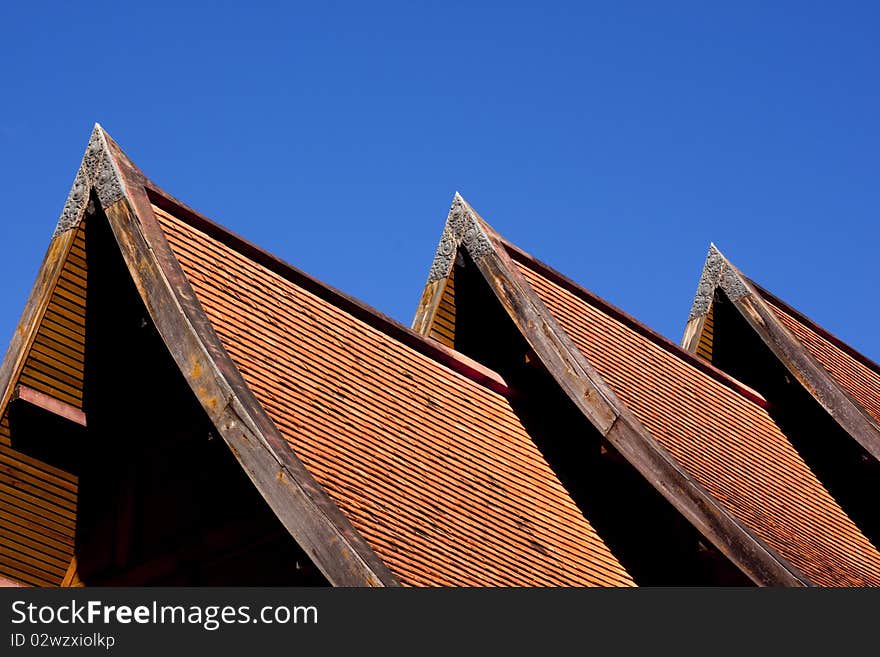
[683,244,880,464]
[0,125,399,587]
[11,385,87,427]
[413,194,811,587]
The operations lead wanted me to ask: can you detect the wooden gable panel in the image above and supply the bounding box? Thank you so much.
[427,267,456,348]
[18,224,87,410]
[0,224,85,586]
[694,302,714,363]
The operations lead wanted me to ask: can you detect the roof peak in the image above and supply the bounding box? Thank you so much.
[54,124,126,237]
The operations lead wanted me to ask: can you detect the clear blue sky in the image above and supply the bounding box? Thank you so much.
[1,2,878,362]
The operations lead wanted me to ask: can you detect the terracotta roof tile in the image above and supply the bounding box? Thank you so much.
[510,250,880,586]
[152,204,635,587]
[759,291,880,427]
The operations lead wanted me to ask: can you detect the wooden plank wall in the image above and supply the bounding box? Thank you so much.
[0,223,85,586]
[695,303,714,363]
[427,268,456,348]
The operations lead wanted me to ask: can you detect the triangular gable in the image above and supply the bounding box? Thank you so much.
[0,126,397,587]
[413,194,810,586]
[683,245,880,463]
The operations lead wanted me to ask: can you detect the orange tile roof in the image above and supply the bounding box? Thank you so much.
[150,203,635,587]
[507,247,880,586]
[757,288,880,427]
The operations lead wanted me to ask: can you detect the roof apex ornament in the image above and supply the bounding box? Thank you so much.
[54,124,126,237]
[426,193,494,283]
[688,243,750,320]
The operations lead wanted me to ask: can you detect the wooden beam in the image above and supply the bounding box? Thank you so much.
[681,314,708,355]
[733,292,880,461]
[443,195,810,587]
[95,128,399,587]
[60,556,79,587]
[12,385,87,427]
[686,245,880,463]
[412,278,447,336]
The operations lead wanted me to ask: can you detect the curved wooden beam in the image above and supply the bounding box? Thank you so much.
[685,245,880,463]
[415,194,811,587]
[92,126,399,587]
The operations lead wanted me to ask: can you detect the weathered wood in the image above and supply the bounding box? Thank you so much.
[0,510,74,548]
[12,385,87,427]
[97,129,399,587]
[449,196,810,587]
[681,314,707,355]
[412,278,446,336]
[734,293,880,461]
[0,490,76,531]
[0,527,70,567]
[0,181,85,588]
[686,246,880,464]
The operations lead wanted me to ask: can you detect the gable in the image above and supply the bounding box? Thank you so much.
[0,192,331,586]
[0,126,385,587]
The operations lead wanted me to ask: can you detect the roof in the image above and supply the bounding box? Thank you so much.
[757,286,880,428]
[3,125,878,587]
[0,125,638,587]
[683,246,880,465]
[148,199,634,586]
[414,196,880,586]
[511,251,880,586]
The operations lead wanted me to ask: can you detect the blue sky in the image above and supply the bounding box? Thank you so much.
[1,2,878,362]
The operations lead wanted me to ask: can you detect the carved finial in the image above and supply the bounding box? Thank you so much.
[425,193,496,283]
[689,244,726,320]
[53,125,126,237]
[688,243,751,320]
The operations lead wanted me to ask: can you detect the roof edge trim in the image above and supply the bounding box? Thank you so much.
[751,280,880,379]
[0,219,80,444]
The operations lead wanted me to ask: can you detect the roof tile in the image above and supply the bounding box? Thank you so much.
[153,205,635,587]
[761,293,880,427]
[513,254,880,586]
